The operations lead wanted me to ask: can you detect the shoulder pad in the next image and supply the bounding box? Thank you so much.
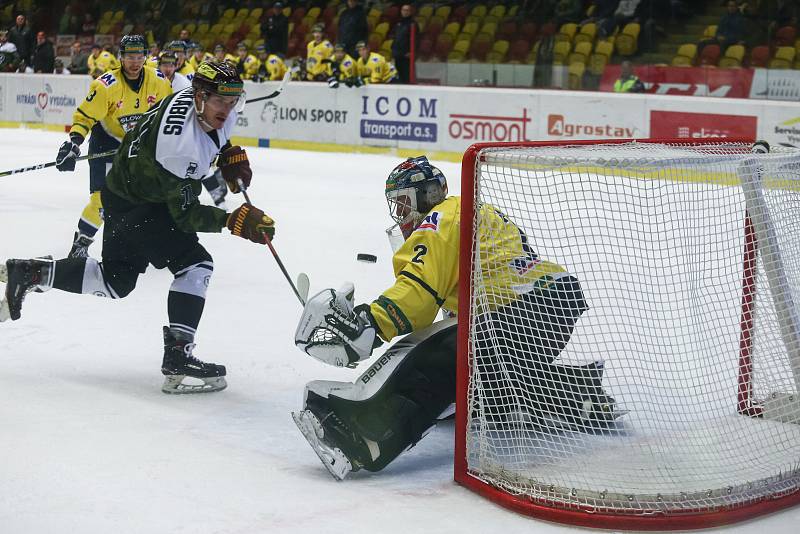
[97,71,117,87]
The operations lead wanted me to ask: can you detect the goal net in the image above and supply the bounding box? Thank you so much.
[455,139,800,530]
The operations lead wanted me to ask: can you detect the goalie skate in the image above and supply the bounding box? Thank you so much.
[292,410,354,481]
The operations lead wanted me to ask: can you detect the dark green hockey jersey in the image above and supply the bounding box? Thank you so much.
[105,87,231,233]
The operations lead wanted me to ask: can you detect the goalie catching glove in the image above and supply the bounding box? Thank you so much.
[227,203,275,244]
[295,283,383,368]
[217,145,252,193]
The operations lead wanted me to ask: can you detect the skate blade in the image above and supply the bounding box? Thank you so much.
[291,410,352,481]
[161,375,227,394]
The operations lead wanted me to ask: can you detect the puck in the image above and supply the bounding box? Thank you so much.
[357,253,377,263]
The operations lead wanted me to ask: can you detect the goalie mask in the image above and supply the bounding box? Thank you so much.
[385,156,447,240]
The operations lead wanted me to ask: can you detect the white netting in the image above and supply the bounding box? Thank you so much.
[464,141,800,518]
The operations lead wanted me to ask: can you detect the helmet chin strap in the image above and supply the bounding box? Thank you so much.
[194,93,214,131]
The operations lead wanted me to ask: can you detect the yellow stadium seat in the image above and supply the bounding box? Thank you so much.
[197,23,209,35]
[283,7,291,17]
[434,5,452,19]
[169,23,183,36]
[185,23,197,34]
[419,4,434,19]
[489,5,506,19]
[719,44,745,68]
[615,23,640,56]
[574,23,597,45]
[456,32,474,44]
[462,21,479,36]
[703,25,717,39]
[770,46,796,69]
[250,8,263,20]
[374,21,390,38]
[508,5,518,17]
[447,49,466,62]
[100,10,113,22]
[671,43,697,66]
[470,5,487,18]
[307,6,321,20]
[588,50,609,75]
[223,23,238,35]
[553,40,572,65]
[443,22,461,38]
[568,41,593,65]
[112,10,124,22]
[486,40,509,63]
[556,23,578,43]
[222,8,235,20]
[452,39,471,54]
[568,61,585,89]
[210,23,224,35]
[492,40,509,55]
[480,22,497,37]
[236,8,250,19]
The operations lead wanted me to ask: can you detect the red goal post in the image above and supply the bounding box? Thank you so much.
[455,138,800,530]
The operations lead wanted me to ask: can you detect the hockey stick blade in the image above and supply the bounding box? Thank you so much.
[297,273,310,305]
[0,149,118,179]
[245,69,292,104]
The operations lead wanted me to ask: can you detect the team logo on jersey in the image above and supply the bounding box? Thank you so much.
[509,255,542,275]
[147,94,157,106]
[118,113,143,132]
[185,161,198,178]
[417,211,441,232]
[98,72,116,87]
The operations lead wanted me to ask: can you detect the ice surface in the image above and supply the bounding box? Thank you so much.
[0,129,798,533]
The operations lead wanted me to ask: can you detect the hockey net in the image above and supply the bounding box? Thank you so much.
[455,139,800,530]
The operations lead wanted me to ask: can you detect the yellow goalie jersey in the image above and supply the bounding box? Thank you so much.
[369,196,568,340]
[357,52,397,84]
[306,39,333,79]
[69,65,173,142]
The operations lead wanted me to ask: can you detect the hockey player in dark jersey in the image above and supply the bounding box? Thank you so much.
[1,61,276,394]
[291,156,620,480]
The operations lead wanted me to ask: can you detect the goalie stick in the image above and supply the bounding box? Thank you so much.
[0,72,292,179]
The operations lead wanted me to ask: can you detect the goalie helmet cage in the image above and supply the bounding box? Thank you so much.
[455,138,800,530]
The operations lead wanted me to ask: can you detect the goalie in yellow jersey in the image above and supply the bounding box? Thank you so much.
[292,156,621,481]
[54,34,172,258]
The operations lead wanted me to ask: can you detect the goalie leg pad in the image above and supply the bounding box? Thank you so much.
[292,409,354,481]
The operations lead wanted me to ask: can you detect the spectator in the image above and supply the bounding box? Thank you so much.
[149,9,169,46]
[600,0,641,38]
[555,0,584,25]
[391,4,418,84]
[147,41,160,67]
[613,60,645,92]
[58,6,80,35]
[0,30,20,72]
[32,31,55,73]
[54,58,71,75]
[179,28,190,44]
[80,13,97,37]
[590,0,621,24]
[68,40,89,74]
[262,2,289,56]
[338,0,368,59]
[8,14,33,69]
[715,1,746,52]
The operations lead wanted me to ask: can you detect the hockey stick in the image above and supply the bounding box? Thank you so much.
[0,149,117,178]
[0,75,291,179]
[242,69,292,104]
[237,179,307,306]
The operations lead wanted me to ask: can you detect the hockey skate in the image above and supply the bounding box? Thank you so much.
[0,258,54,322]
[68,232,94,258]
[292,409,355,481]
[161,326,227,394]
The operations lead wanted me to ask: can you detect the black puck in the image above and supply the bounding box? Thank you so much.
[357,253,377,263]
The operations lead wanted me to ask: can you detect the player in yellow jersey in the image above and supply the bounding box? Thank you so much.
[325,43,358,88]
[165,40,195,79]
[305,24,333,81]
[252,44,287,82]
[55,35,173,257]
[355,40,398,84]
[291,156,621,480]
[234,42,258,80]
[187,41,213,70]
[87,43,120,78]
[145,41,160,69]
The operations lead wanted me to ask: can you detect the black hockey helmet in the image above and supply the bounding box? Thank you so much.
[385,156,447,228]
[166,40,187,54]
[119,34,146,56]
[192,60,246,111]
[158,50,177,66]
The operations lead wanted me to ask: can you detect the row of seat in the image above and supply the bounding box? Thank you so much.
[671,23,800,68]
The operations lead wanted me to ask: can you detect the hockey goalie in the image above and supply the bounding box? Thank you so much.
[292,156,623,481]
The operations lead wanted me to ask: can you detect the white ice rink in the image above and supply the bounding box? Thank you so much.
[1,128,799,534]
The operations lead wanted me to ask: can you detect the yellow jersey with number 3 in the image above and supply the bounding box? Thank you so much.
[369,196,568,341]
[69,65,173,141]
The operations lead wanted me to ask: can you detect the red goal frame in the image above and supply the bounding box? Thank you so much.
[454,138,800,530]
